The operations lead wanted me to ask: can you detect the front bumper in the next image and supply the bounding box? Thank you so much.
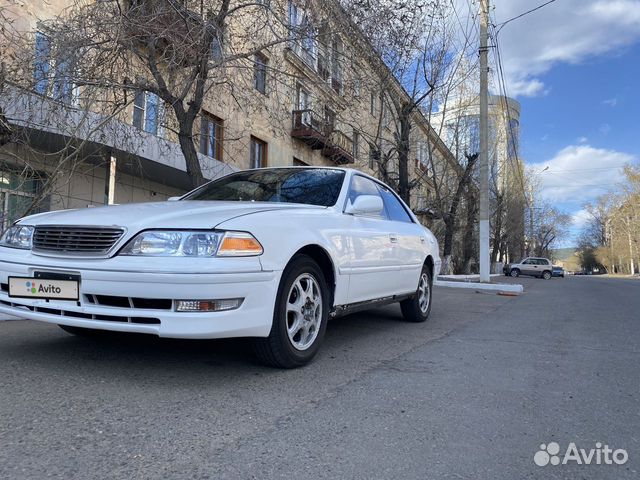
[0,249,280,339]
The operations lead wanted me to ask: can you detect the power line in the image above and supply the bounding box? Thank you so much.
[495,0,558,35]
[488,19,531,209]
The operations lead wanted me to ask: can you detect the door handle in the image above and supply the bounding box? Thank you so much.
[389,234,398,243]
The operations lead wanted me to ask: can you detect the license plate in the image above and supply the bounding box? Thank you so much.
[8,277,79,301]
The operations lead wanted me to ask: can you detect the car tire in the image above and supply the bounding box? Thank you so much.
[510,268,520,277]
[400,264,433,323]
[253,254,329,368]
[58,325,105,337]
[542,270,552,280]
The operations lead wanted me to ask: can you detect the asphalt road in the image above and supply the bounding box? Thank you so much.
[1,275,639,479]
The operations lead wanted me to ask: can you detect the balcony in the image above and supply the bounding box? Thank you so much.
[1,84,236,189]
[323,130,353,165]
[291,110,354,165]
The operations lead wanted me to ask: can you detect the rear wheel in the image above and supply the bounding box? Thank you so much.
[253,254,329,368]
[542,270,552,280]
[510,268,520,277]
[400,264,433,323]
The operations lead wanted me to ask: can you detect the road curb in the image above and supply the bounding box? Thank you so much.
[435,280,524,294]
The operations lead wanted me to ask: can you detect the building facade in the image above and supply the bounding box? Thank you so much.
[0,0,454,231]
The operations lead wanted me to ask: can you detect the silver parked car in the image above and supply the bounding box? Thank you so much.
[503,257,553,280]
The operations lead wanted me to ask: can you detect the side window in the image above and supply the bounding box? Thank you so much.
[377,185,412,223]
[347,176,386,219]
[522,259,531,265]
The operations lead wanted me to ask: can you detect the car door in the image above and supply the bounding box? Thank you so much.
[376,183,424,294]
[533,258,547,276]
[520,258,533,275]
[343,175,401,303]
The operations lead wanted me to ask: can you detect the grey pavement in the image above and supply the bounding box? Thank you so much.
[0,276,638,479]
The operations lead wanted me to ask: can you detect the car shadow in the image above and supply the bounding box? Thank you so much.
[3,305,409,380]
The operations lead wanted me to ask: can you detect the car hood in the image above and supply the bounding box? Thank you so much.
[19,201,325,231]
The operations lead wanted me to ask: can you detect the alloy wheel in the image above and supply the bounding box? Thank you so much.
[286,273,323,351]
[418,273,430,313]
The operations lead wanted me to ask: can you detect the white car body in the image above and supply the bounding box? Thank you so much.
[0,168,440,341]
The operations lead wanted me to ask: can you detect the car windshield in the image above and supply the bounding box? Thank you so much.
[182,168,346,207]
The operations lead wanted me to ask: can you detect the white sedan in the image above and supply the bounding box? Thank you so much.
[0,167,441,367]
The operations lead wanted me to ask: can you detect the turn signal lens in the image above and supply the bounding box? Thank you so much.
[176,298,244,312]
[217,232,263,256]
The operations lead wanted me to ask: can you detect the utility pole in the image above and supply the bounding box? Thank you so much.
[479,0,490,282]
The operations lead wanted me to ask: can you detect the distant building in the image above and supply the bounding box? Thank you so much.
[431,94,526,263]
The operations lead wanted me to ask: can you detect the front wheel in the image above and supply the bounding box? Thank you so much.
[252,254,329,368]
[400,264,433,323]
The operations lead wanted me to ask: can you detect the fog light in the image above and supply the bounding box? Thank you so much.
[175,298,244,312]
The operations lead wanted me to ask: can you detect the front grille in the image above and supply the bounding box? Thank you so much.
[33,226,125,255]
[85,295,173,310]
[0,300,160,324]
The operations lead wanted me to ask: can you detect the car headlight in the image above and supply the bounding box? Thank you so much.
[119,230,263,257]
[0,225,34,250]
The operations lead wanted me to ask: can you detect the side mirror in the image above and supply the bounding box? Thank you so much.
[167,196,181,202]
[345,195,384,216]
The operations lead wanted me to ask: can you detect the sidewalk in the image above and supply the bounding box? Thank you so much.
[436,273,523,294]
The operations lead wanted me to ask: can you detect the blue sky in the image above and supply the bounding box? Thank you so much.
[487,0,640,246]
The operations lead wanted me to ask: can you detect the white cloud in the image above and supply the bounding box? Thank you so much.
[571,209,592,228]
[577,136,588,144]
[600,123,611,135]
[486,0,640,97]
[530,145,635,202]
[602,97,618,107]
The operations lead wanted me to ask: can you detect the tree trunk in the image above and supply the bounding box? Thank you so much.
[441,217,454,275]
[628,226,636,275]
[397,104,411,204]
[178,126,206,189]
[491,197,503,265]
[462,188,476,274]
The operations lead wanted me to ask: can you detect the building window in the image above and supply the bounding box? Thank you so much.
[368,144,377,170]
[200,113,224,160]
[353,79,361,98]
[417,142,428,167]
[324,106,335,131]
[133,91,163,136]
[317,25,331,81]
[331,37,343,93]
[211,33,223,62]
[34,32,51,96]
[352,130,359,160]
[33,32,76,104]
[254,53,268,94]
[507,118,519,159]
[296,84,311,125]
[250,136,267,169]
[288,1,316,66]
[0,169,44,232]
[370,92,377,116]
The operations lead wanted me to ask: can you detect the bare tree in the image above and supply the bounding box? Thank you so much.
[36,0,301,188]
